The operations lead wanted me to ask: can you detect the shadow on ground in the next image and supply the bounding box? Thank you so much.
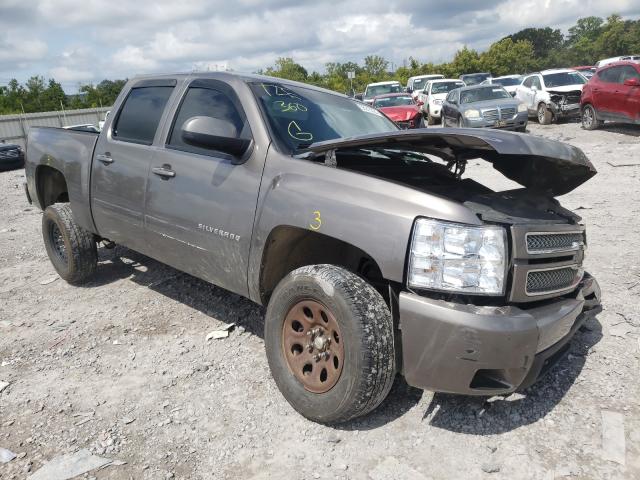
[88,245,603,433]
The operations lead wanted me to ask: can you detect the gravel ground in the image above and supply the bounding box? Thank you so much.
[1,122,639,480]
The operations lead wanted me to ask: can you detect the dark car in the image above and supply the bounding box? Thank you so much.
[371,93,424,129]
[442,85,528,131]
[581,61,640,130]
[459,72,491,86]
[0,141,25,171]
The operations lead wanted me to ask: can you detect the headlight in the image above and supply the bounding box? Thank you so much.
[408,218,507,295]
[464,109,481,119]
[517,103,527,112]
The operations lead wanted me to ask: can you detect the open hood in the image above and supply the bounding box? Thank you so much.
[305,128,596,196]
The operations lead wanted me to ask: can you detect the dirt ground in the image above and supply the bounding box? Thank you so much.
[1,121,639,480]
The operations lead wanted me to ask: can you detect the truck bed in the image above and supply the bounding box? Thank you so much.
[25,126,99,233]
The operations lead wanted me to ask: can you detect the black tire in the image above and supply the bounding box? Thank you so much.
[427,111,435,126]
[441,114,447,127]
[265,264,396,423]
[516,126,527,133]
[415,116,425,129]
[582,104,602,130]
[42,203,97,285]
[457,116,464,128]
[537,103,553,125]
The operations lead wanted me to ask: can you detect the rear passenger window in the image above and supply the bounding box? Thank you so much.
[599,67,621,83]
[168,87,248,156]
[113,86,174,145]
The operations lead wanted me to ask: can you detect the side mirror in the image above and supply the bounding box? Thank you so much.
[406,87,413,94]
[531,85,538,91]
[624,77,640,87]
[354,93,363,101]
[181,116,250,160]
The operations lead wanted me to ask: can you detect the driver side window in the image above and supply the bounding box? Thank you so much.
[531,77,542,89]
[167,86,248,156]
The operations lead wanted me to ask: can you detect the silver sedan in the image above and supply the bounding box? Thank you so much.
[441,85,529,132]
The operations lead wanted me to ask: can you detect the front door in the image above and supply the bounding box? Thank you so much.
[616,65,640,121]
[144,79,266,297]
[91,80,176,254]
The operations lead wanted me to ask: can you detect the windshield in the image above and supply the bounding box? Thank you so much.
[373,96,415,107]
[543,72,586,87]
[460,87,511,103]
[431,81,465,94]
[411,78,426,90]
[461,73,491,85]
[364,83,402,99]
[493,77,522,87]
[250,82,397,151]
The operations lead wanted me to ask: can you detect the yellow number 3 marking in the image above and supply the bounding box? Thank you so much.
[309,210,322,230]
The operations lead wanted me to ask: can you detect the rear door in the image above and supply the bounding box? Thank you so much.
[517,76,535,110]
[596,66,622,117]
[144,78,265,297]
[91,79,176,254]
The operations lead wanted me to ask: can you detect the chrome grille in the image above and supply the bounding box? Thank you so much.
[500,107,516,119]
[482,109,499,121]
[526,232,584,254]
[526,266,581,295]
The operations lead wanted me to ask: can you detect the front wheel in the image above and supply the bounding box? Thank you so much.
[537,103,553,125]
[265,265,396,424]
[42,203,97,285]
[582,104,602,130]
[457,116,464,128]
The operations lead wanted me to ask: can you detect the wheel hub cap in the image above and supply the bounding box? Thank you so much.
[282,300,345,394]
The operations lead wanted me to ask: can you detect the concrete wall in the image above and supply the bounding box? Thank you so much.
[0,107,111,148]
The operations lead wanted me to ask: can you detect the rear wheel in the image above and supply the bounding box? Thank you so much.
[265,264,396,423]
[537,103,553,125]
[582,104,602,130]
[42,203,97,284]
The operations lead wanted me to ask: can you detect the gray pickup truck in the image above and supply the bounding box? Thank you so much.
[24,72,602,424]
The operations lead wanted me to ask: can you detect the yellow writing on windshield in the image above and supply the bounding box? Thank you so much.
[287,121,313,142]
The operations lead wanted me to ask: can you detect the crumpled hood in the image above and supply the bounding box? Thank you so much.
[378,106,420,121]
[305,128,596,196]
[546,84,584,93]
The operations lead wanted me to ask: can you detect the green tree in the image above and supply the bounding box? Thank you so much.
[363,55,389,77]
[480,38,537,76]
[263,57,308,82]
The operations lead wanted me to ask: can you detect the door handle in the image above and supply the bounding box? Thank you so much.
[96,153,113,165]
[152,165,176,179]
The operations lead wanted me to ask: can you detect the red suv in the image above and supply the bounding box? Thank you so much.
[581,61,640,129]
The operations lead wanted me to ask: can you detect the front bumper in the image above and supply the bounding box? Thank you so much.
[399,272,601,394]
[464,112,528,130]
[549,102,581,117]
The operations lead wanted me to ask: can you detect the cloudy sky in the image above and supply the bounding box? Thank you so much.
[1,0,640,92]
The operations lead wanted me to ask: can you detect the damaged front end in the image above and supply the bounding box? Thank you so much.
[548,89,582,117]
[300,129,602,394]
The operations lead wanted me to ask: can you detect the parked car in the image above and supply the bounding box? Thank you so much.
[581,61,640,130]
[64,124,101,133]
[595,55,640,68]
[459,72,491,86]
[480,75,523,96]
[362,81,403,104]
[0,140,25,171]
[416,78,466,125]
[24,72,601,424]
[572,66,596,80]
[371,93,424,129]
[442,84,528,131]
[515,69,587,124]
[406,74,444,97]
